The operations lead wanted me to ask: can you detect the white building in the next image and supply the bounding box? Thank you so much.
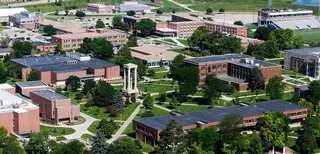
[0,8,27,24]
[284,47,320,79]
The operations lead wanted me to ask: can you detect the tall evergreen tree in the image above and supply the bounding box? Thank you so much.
[92,131,108,154]
[296,127,317,154]
[246,67,265,91]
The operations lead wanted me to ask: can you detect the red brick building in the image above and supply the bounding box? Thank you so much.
[133,100,307,146]
[10,52,121,86]
[0,89,40,135]
[15,80,50,98]
[30,90,80,123]
[184,54,282,91]
[87,4,114,14]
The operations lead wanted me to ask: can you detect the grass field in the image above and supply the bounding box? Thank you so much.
[81,133,93,141]
[159,0,190,12]
[40,125,75,136]
[295,29,320,43]
[174,0,319,13]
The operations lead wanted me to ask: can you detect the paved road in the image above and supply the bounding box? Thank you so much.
[41,113,97,140]
[107,101,143,144]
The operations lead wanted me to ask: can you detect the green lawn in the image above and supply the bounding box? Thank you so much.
[179,0,319,13]
[56,136,66,141]
[267,59,283,65]
[81,133,93,141]
[147,71,169,79]
[226,90,266,97]
[123,123,134,135]
[40,125,75,136]
[142,143,154,153]
[138,83,176,93]
[177,39,189,46]
[159,0,190,12]
[295,29,320,43]
[147,67,168,72]
[87,121,100,134]
[81,103,140,120]
[239,92,294,103]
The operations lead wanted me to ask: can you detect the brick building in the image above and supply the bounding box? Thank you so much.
[133,100,307,146]
[30,90,80,123]
[9,11,44,30]
[184,54,282,91]
[0,89,39,135]
[15,80,50,98]
[10,52,121,86]
[87,3,114,14]
[51,30,127,50]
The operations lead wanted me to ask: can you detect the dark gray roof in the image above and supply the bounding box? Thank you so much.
[184,54,250,65]
[10,55,116,73]
[135,100,305,130]
[16,81,47,88]
[230,60,279,69]
[32,90,68,100]
[285,47,320,56]
[32,41,55,46]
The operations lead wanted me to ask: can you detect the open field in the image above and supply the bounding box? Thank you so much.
[158,0,190,12]
[174,0,319,13]
[295,29,320,43]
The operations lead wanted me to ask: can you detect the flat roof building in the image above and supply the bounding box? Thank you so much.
[30,90,80,123]
[0,8,27,24]
[130,45,181,68]
[87,3,114,14]
[10,52,121,86]
[9,11,44,30]
[115,2,151,13]
[284,47,320,79]
[0,89,40,135]
[15,80,50,98]
[51,30,127,50]
[133,100,307,146]
[184,54,282,91]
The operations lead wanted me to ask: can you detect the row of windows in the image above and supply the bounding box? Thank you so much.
[136,126,152,135]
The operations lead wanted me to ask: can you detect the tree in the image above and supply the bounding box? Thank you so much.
[203,74,223,102]
[112,15,129,32]
[147,69,155,76]
[254,26,272,41]
[65,76,81,92]
[143,93,154,109]
[27,71,40,81]
[206,8,213,14]
[168,96,178,109]
[303,117,320,136]
[256,112,290,153]
[309,80,320,107]
[95,20,105,28]
[75,10,86,18]
[176,67,199,96]
[269,29,294,50]
[83,79,96,94]
[55,43,62,51]
[127,34,137,47]
[127,10,136,16]
[247,132,263,154]
[170,54,186,80]
[219,8,224,13]
[187,127,220,152]
[43,25,56,36]
[0,126,7,145]
[92,130,108,154]
[246,67,265,91]
[263,34,280,58]
[266,76,284,99]
[297,98,314,116]
[0,62,7,83]
[54,9,59,15]
[219,114,243,152]
[158,93,167,104]
[2,136,25,154]
[188,26,210,48]
[296,127,316,154]
[158,120,185,153]
[93,80,115,107]
[97,119,117,138]
[107,137,142,154]
[156,9,163,15]
[112,91,124,113]
[135,19,156,37]
[92,38,113,60]
[141,110,155,118]
[233,20,243,26]
[12,41,32,58]
[65,9,69,16]
[24,132,50,154]
[172,9,176,14]
[51,140,87,154]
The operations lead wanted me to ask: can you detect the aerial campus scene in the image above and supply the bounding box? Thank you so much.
[0,0,320,154]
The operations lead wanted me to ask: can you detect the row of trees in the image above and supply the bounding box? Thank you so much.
[155,111,294,154]
[249,28,303,59]
[76,38,113,60]
[188,27,243,55]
